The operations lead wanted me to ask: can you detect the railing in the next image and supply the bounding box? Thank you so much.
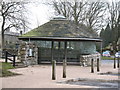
[4,51,16,67]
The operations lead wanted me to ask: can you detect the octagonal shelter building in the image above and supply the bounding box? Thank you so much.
[18,16,102,66]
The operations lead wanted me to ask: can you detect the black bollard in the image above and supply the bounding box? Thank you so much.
[114,56,116,69]
[117,57,119,68]
[52,60,56,80]
[63,59,67,78]
[91,59,94,73]
[97,58,100,72]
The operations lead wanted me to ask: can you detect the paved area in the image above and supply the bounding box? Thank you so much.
[1,60,119,88]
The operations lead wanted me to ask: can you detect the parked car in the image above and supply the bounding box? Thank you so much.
[102,51,111,57]
[115,51,120,58]
[95,51,101,55]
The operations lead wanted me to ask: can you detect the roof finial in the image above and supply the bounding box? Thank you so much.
[52,15,67,20]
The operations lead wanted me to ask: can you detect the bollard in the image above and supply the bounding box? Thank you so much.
[114,57,116,69]
[117,57,119,68]
[52,60,56,80]
[97,58,100,72]
[63,59,67,78]
[91,59,94,73]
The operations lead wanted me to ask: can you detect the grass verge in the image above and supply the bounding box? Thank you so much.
[101,56,114,60]
[0,62,20,77]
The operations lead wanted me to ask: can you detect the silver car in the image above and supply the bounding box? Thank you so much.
[115,51,120,58]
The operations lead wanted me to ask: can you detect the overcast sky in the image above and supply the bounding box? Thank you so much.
[25,1,54,30]
[25,0,118,32]
[0,0,119,33]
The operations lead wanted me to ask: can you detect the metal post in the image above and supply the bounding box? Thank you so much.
[117,57,119,68]
[91,59,94,73]
[64,41,67,60]
[5,51,8,63]
[51,41,54,62]
[52,60,56,80]
[97,58,100,72]
[58,41,61,61]
[13,55,16,67]
[114,55,116,69]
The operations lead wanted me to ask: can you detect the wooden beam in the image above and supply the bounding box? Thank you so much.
[63,59,67,78]
[63,41,67,78]
[52,60,56,80]
[97,58,100,72]
[91,59,94,73]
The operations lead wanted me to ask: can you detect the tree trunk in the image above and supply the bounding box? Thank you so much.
[1,31,5,50]
[1,16,5,57]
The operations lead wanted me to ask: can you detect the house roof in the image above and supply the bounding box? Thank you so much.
[22,19,99,38]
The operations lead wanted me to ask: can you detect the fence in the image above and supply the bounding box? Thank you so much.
[4,51,16,67]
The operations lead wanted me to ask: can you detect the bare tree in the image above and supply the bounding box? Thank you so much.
[0,0,29,53]
[52,0,87,25]
[107,1,120,43]
[70,0,87,25]
[52,0,107,31]
[85,1,107,30]
[52,0,72,20]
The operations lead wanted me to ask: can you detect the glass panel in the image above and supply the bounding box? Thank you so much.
[30,40,97,62]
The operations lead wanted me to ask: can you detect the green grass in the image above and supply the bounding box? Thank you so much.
[0,62,19,77]
[102,56,114,60]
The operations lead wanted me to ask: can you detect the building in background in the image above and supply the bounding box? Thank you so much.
[0,30,20,51]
